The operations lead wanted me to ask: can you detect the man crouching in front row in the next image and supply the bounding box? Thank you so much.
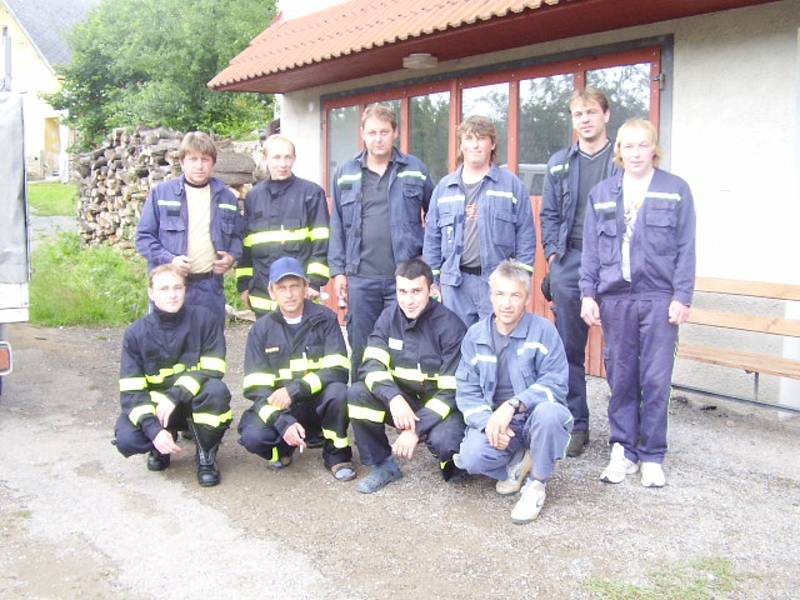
[454,260,573,523]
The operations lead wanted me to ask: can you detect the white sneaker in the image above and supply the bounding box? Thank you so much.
[640,462,666,488]
[599,443,639,484]
[496,449,532,496]
[511,480,546,524]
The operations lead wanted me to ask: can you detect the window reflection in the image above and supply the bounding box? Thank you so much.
[587,64,651,144]
[410,92,450,183]
[327,105,359,191]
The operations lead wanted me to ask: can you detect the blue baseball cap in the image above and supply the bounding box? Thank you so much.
[269,256,308,285]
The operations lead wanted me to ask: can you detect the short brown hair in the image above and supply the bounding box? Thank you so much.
[569,87,610,114]
[178,131,217,163]
[458,115,497,164]
[613,118,663,169]
[361,104,397,131]
[148,264,186,288]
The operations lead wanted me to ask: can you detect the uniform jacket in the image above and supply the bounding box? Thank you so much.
[540,142,621,261]
[423,164,535,286]
[579,168,696,305]
[358,300,467,436]
[236,176,330,293]
[456,313,568,432]
[136,175,244,272]
[243,301,349,435]
[328,148,433,277]
[118,305,228,441]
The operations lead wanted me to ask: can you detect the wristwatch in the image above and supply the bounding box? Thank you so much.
[506,397,521,413]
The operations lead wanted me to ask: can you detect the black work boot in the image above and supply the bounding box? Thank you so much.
[195,443,220,487]
[147,449,171,471]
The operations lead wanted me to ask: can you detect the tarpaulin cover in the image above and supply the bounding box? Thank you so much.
[0,93,29,284]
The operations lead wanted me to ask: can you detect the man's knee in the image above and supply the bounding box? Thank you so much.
[530,402,573,432]
[427,416,465,456]
[458,429,504,473]
[113,415,151,457]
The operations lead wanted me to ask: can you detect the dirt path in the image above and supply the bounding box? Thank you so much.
[1,322,799,599]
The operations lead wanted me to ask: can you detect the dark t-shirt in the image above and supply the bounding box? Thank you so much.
[460,178,482,269]
[358,166,395,278]
[491,322,515,407]
[571,142,613,244]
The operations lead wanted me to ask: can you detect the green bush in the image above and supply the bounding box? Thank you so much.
[27,182,78,217]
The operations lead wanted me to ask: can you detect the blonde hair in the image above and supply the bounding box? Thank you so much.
[265,134,296,157]
[148,264,186,288]
[613,118,663,169]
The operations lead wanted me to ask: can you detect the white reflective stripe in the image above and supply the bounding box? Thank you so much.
[486,190,518,204]
[322,428,350,448]
[244,372,276,389]
[437,194,465,204]
[365,370,393,391]
[432,269,441,276]
[199,356,226,373]
[193,409,233,427]
[436,375,457,390]
[518,263,534,273]
[309,226,330,240]
[218,203,238,211]
[396,170,427,181]
[157,200,181,207]
[463,405,491,419]
[119,377,147,392]
[175,375,201,396]
[363,346,391,367]
[549,164,568,174]
[128,403,156,425]
[517,342,549,356]
[425,397,451,419]
[646,192,682,202]
[302,372,322,394]
[530,383,555,403]
[392,366,425,383]
[593,201,616,211]
[347,403,386,423]
[258,404,281,423]
[337,173,361,186]
[470,354,497,365]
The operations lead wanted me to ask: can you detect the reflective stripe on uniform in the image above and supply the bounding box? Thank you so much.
[302,372,322,394]
[365,370,393,391]
[258,404,281,423]
[463,404,492,419]
[248,295,277,311]
[244,372,276,389]
[119,376,147,392]
[530,383,555,403]
[646,192,682,202]
[149,390,170,404]
[396,170,427,181]
[425,397,451,419]
[218,203,238,211]
[128,403,156,425]
[157,200,181,207]
[348,403,386,423]
[437,194,465,205]
[145,363,187,384]
[518,263,534,273]
[309,226,330,240]
[193,409,233,428]
[435,375,457,390]
[593,200,616,211]
[363,346,391,367]
[235,267,254,279]
[337,173,361,186]
[175,375,201,396]
[306,262,330,278]
[549,163,568,175]
[322,428,350,448]
[486,190,518,204]
[392,366,425,383]
[517,342,549,356]
[470,354,497,365]
[244,228,310,247]
[321,353,350,370]
[199,356,226,373]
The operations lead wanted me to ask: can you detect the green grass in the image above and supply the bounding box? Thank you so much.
[30,233,148,326]
[588,557,740,600]
[27,182,78,217]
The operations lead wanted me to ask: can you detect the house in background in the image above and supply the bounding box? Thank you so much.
[0,0,96,180]
[210,0,800,408]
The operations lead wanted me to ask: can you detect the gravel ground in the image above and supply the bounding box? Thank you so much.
[1,321,798,599]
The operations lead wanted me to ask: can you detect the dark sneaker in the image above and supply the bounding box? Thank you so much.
[566,429,590,457]
[357,457,402,494]
[147,450,170,471]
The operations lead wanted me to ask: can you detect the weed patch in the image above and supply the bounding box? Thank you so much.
[28,182,78,217]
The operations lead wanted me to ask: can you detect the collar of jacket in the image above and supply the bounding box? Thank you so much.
[176,174,226,197]
[397,296,439,330]
[268,299,327,326]
[474,312,533,346]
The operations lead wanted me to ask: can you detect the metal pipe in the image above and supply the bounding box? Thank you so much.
[671,383,800,415]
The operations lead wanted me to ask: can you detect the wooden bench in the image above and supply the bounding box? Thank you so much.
[674,277,800,414]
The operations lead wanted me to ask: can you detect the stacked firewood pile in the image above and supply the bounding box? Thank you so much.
[75,127,259,248]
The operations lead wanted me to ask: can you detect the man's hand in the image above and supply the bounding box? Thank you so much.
[581,297,602,327]
[153,429,181,455]
[668,300,690,325]
[268,387,292,410]
[392,430,420,460]
[240,290,250,307]
[485,402,515,450]
[171,255,192,276]
[334,274,348,306]
[282,422,306,447]
[389,395,419,431]
[155,397,176,428]
[305,287,320,300]
[213,251,235,274]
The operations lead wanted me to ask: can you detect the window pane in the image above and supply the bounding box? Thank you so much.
[462,83,509,165]
[382,98,402,148]
[327,105,359,191]
[410,91,450,183]
[518,73,574,196]
[586,64,652,144]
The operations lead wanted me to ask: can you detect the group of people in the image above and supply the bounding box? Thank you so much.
[112,87,696,524]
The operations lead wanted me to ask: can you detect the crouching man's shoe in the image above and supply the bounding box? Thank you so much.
[147,449,170,471]
[196,444,221,487]
[357,456,402,494]
[511,479,547,524]
[566,429,589,457]
[496,449,532,496]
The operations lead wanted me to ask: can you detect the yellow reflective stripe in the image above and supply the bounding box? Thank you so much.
[119,377,147,392]
[289,357,310,372]
[199,356,226,373]
[438,194,465,204]
[244,372,276,389]
[321,353,350,370]
[193,409,233,428]
[258,404,281,423]
[470,354,497,365]
[306,262,330,278]
[235,267,253,279]
[144,363,187,384]
[486,190,518,204]
[249,295,277,311]
[392,366,425,383]
[363,346,391,368]
[309,226,330,241]
[149,390,169,404]
[269,447,280,463]
[175,375,201,396]
[348,403,386,423]
[129,403,156,425]
[435,375,457,390]
[518,263,534,273]
[278,368,292,381]
[397,170,427,181]
[517,342,549,356]
[218,203,238,211]
[365,370,393,391]
[425,397,451,419]
[337,173,361,186]
[322,428,350,448]
[439,460,449,470]
[463,405,492,419]
[530,383,555,403]
[244,228,310,247]
[303,372,323,394]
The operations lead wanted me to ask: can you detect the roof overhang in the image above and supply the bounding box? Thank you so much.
[210,0,778,94]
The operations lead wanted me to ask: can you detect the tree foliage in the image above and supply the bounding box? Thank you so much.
[46,0,276,149]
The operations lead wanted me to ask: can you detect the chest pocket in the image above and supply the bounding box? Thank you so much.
[402,182,425,222]
[339,189,359,229]
[644,204,677,256]
[492,210,515,249]
[437,213,457,254]
[596,217,618,265]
